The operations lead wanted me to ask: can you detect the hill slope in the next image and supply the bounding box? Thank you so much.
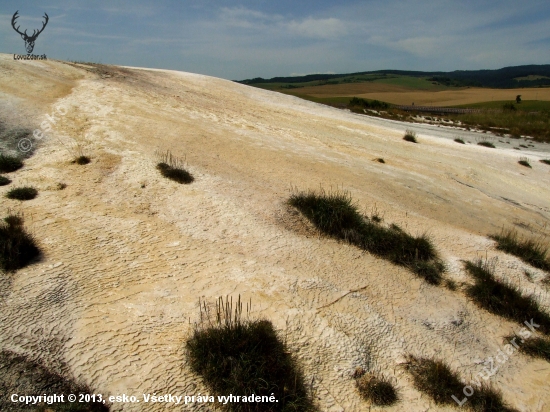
[238,64,550,89]
[1,54,550,411]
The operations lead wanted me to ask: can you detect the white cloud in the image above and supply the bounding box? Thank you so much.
[286,17,348,39]
[217,7,283,30]
[214,8,349,40]
[368,36,444,57]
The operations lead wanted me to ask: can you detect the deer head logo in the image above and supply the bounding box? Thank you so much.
[11,11,49,54]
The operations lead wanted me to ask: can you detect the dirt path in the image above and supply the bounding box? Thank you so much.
[1,54,549,411]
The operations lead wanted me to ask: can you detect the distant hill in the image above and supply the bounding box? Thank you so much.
[238,65,550,89]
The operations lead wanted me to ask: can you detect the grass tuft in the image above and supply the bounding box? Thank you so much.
[469,385,518,412]
[490,229,550,271]
[540,159,550,165]
[0,212,40,272]
[288,189,444,284]
[375,158,385,163]
[405,355,517,411]
[445,279,458,290]
[477,141,496,148]
[454,138,466,144]
[464,259,550,335]
[403,130,417,143]
[74,155,91,165]
[355,372,398,406]
[156,150,194,184]
[505,334,550,362]
[0,350,109,412]
[6,186,38,200]
[186,296,314,411]
[405,356,463,405]
[0,175,11,186]
[0,153,24,173]
[518,157,531,168]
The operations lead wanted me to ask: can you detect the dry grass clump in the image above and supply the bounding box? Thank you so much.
[6,186,38,200]
[477,141,496,148]
[464,259,550,335]
[405,355,516,411]
[518,157,531,168]
[0,175,11,186]
[405,355,463,405]
[156,150,194,184]
[186,296,314,412]
[66,144,91,165]
[504,334,550,362]
[287,189,444,284]
[354,369,398,406]
[73,155,91,165]
[0,153,23,173]
[0,350,109,412]
[0,212,40,273]
[490,229,550,272]
[454,138,466,144]
[540,159,550,165]
[403,130,417,143]
[375,158,385,163]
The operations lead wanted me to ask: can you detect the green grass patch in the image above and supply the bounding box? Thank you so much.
[464,259,550,335]
[250,74,446,92]
[6,186,38,200]
[0,212,40,273]
[456,100,550,112]
[0,153,24,173]
[349,97,390,110]
[405,355,517,411]
[288,189,444,284]
[490,229,550,271]
[540,159,550,165]
[156,150,194,184]
[0,175,11,186]
[375,75,447,90]
[355,372,398,406]
[454,138,466,144]
[403,130,418,143]
[186,296,314,411]
[456,109,550,143]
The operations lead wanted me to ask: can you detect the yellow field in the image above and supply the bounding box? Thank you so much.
[287,84,550,106]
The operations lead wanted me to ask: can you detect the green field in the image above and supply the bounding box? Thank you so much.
[255,74,448,92]
[456,100,550,112]
[373,76,446,90]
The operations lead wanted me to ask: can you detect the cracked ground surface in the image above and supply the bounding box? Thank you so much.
[1,54,550,411]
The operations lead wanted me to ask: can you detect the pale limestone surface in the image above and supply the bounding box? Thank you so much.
[1,54,550,411]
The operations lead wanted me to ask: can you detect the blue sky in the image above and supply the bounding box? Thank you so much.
[1,0,549,80]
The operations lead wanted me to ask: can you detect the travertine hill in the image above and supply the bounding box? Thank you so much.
[1,53,549,411]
